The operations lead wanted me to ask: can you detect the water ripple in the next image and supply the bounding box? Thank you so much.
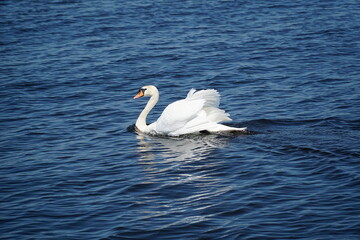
[1,0,360,239]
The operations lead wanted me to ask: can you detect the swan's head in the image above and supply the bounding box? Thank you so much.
[134,85,158,99]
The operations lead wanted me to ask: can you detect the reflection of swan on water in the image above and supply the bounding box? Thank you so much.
[134,133,237,214]
[135,133,230,163]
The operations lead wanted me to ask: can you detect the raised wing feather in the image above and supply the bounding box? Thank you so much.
[186,88,220,107]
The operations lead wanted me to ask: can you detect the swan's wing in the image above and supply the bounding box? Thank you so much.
[154,98,205,134]
[154,89,233,135]
[186,89,231,123]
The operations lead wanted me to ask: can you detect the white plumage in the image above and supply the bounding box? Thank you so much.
[134,85,246,136]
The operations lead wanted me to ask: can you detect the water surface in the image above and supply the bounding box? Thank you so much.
[1,0,360,239]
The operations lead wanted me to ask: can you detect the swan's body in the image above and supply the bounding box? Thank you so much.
[134,85,246,136]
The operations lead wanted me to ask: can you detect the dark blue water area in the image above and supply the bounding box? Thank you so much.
[1,0,360,239]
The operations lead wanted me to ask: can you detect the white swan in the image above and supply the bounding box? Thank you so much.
[133,85,246,136]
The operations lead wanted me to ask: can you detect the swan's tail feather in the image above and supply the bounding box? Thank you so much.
[186,88,220,108]
[204,107,232,123]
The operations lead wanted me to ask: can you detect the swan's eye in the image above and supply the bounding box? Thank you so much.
[138,88,146,94]
[134,88,146,99]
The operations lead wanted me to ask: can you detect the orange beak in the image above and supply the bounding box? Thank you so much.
[134,90,144,99]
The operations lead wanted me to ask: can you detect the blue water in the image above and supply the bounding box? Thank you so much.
[1,0,360,239]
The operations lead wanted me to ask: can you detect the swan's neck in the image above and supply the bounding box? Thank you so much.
[136,93,159,132]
